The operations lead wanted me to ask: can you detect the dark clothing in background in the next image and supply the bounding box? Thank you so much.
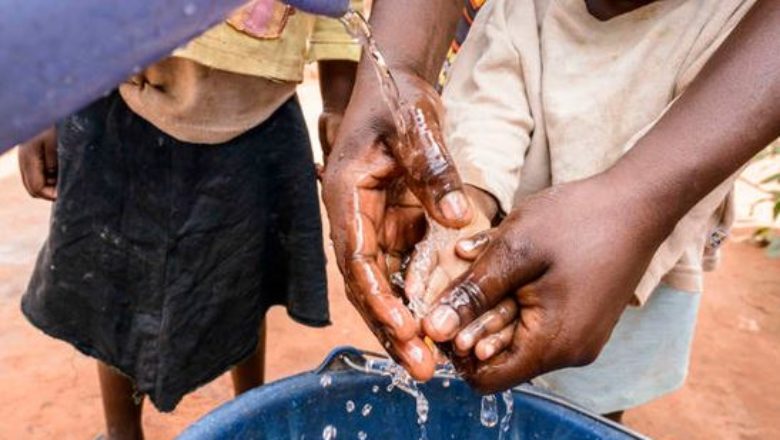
[22,93,329,411]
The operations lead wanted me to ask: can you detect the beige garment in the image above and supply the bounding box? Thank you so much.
[443,0,756,304]
[119,0,362,144]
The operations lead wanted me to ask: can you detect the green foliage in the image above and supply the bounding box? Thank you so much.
[752,141,780,258]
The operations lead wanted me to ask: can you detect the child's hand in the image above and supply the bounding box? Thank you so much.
[18,127,57,201]
[404,186,495,316]
[316,111,343,179]
[403,185,519,362]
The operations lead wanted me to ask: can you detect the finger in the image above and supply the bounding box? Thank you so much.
[474,323,515,361]
[392,337,436,382]
[422,231,546,342]
[466,324,545,394]
[454,298,517,352]
[347,255,417,341]
[42,128,58,188]
[38,186,57,201]
[19,144,46,197]
[348,289,435,381]
[455,229,496,261]
[393,95,471,228]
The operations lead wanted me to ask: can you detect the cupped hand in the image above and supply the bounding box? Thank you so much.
[18,127,57,201]
[422,174,673,393]
[322,71,471,381]
[404,186,494,313]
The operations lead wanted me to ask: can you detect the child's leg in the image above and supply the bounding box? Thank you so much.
[96,361,144,440]
[230,320,267,396]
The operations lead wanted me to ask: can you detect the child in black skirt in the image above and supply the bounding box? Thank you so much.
[16,1,362,438]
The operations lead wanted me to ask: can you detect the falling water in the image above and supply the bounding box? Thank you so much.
[337,8,515,440]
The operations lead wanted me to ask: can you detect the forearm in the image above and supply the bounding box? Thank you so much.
[608,0,780,235]
[318,60,358,113]
[359,0,461,87]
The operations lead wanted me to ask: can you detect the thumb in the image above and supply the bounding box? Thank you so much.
[422,232,546,342]
[392,93,471,228]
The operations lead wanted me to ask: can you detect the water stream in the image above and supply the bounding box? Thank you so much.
[334,8,514,440]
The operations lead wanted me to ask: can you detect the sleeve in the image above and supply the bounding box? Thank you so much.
[306,0,363,63]
[442,0,543,213]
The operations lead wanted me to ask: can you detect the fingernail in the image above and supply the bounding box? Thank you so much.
[456,332,475,350]
[389,308,405,328]
[457,234,489,254]
[429,306,460,338]
[439,191,468,222]
[481,344,496,360]
[408,345,424,364]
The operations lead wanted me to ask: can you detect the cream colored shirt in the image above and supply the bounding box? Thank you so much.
[119,0,362,144]
[443,0,756,303]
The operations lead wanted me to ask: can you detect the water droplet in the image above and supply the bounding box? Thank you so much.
[499,390,514,436]
[357,432,367,440]
[371,385,379,393]
[320,374,332,388]
[361,403,372,417]
[345,400,355,413]
[442,379,450,388]
[322,425,337,440]
[480,395,499,428]
[183,3,197,16]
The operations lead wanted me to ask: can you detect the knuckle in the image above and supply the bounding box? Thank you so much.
[448,279,489,319]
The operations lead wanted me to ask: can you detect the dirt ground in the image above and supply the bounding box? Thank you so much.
[0,81,778,439]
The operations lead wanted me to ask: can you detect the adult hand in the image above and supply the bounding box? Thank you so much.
[322,71,472,381]
[18,127,57,201]
[422,173,673,393]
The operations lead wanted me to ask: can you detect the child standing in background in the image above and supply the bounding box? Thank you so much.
[17,1,362,438]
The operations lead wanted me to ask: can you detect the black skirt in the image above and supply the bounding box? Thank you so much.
[22,93,329,411]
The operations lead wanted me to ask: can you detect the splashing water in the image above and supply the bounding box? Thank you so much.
[338,9,515,440]
[480,395,499,428]
[346,400,356,413]
[498,390,515,439]
[322,425,338,440]
[361,403,373,417]
[371,385,379,393]
[320,374,332,388]
[340,9,408,138]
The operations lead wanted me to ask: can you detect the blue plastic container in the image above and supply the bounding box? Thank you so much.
[178,347,646,440]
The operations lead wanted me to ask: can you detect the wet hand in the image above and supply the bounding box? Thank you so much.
[322,71,471,381]
[422,175,672,393]
[404,186,494,313]
[18,127,57,201]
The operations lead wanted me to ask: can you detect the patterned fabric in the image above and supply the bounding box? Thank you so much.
[437,0,487,91]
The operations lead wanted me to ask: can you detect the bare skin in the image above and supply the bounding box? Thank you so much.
[17,127,57,201]
[321,0,466,381]
[96,325,267,440]
[317,60,358,175]
[422,0,780,393]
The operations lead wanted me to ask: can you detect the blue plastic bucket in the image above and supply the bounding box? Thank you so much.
[178,347,646,439]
